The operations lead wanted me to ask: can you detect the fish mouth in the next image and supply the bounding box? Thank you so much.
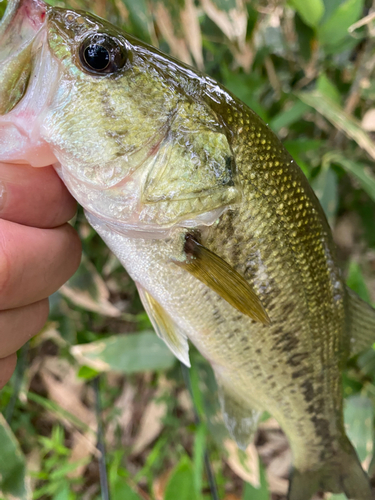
[0,0,59,166]
[0,0,48,114]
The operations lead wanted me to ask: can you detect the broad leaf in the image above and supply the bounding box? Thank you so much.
[112,481,143,500]
[164,455,199,500]
[0,414,31,500]
[288,0,325,28]
[71,331,176,373]
[346,261,371,304]
[242,458,270,500]
[312,164,338,227]
[318,0,364,47]
[344,394,373,466]
[322,152,375,204]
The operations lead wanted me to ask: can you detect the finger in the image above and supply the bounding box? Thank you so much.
[0,299,49,359]
[0,353,17,390]
[0,219,81,310]
[0,163,77,228]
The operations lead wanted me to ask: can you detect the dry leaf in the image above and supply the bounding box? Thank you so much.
[69,430,98,478]
[131,377,173,456]
[258,417,282,431]
[267,448,292,478]
[131,398,167,456]
[362,108,375,131]
[26,449,41,490]
[70,342,112,372]
[60,255,121,317]
[266,471,288,496]
[232,43,254,72]
[200,0,247,47]
[60,282,121,317]
[153,468,173,500]
[39,361,96,428]
[181,0,204,69]
[106,383,135,446]
[224,439,260,487]
[39,360,99,477]
[154,3,192,66]
[177,388,194,417]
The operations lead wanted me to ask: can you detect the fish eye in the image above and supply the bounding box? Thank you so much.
[79,34,127,75]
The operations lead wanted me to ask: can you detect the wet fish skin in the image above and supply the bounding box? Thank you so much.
[0,2,374,498]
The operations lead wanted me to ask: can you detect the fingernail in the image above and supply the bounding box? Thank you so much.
[0,181,6,213]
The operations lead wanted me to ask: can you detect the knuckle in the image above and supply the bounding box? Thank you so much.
[50,180,77,227]
[63,223,82,274]
[32,299,50,335]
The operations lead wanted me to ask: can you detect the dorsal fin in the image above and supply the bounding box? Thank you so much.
[347,286,375,356]
[137,285,190,367]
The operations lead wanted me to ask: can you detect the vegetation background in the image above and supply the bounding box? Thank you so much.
[1,0,375,498]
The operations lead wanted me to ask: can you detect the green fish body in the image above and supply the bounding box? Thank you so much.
[1,2,375,498]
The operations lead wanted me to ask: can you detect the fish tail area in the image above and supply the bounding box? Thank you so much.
[288,444,372,500]
[348,286,375,355]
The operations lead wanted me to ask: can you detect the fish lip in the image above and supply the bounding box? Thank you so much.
[0,0,49,56]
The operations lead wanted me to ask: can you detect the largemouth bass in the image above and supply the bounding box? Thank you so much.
[1,1,375,498]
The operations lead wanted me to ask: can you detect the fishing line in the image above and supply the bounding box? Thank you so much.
[180,362,219,500]
[93,376,111,500]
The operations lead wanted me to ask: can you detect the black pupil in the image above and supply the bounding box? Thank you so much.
[84,44,110,70]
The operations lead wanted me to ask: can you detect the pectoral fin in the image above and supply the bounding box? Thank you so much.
[137,286,190,367]
[348,286,375,355]
[173,235,270,325]
[217,381,261,450]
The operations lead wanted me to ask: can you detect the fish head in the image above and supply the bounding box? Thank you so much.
[0,0,241,234]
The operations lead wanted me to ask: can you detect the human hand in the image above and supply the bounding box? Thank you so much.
[0,163,81,389]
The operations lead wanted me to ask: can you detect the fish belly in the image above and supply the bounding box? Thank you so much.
[87,211,347,472]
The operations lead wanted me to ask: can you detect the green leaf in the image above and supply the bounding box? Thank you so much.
[294,12,315,60]
[120,0,152,42]
[288,0,325,28]
[71,331,176,373]
[317,74,342,105]
[242,458,270,500]
[312,165,338,227]
[270,100,310,133]
[164,455,199,500]
[0,1,7,20]
[189,361,205,418]
[297,91,375,161]
[77,365,100,380]
[322,152,375,204]
[344,394,373,464]
[193,424,206,496]
[284,138,323,178]
[0,413,30,500]
[52,485,70,500]
[112,480,142,500]
[346,261,371,304]
[318,0,364,47]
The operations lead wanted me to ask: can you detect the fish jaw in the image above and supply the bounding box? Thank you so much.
[0,0,58,166]
[0,0,47,58]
